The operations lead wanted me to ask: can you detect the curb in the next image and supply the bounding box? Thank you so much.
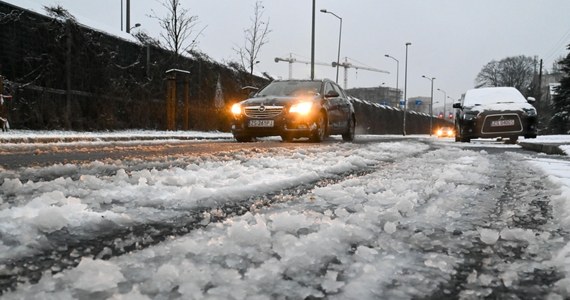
[518,142,567,156]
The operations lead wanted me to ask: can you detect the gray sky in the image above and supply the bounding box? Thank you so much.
[16,0,570,109]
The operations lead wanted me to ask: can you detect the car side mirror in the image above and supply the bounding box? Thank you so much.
[527,97,536,104]
[452,102,462,109]
[325,91,340,98]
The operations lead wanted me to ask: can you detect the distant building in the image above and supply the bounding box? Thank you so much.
[345,86,401,107]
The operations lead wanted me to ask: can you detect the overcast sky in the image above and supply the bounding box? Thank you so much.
[13,0,570,109]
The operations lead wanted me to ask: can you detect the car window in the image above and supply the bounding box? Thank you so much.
[257,81,321,97]
[332,83,345,98]
[324,83,336,97]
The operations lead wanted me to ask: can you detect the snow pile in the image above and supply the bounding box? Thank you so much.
[2,143,509,299]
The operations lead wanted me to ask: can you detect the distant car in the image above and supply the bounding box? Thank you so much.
[435,127,454,138]
[230,79,356,142]
[452,87,537,143]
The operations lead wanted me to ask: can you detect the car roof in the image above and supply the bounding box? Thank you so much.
[463,87,527,106]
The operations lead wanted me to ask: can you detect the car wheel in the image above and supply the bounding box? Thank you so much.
[342,117,355,142]
[234,135,254,142]
[310,112,327,142]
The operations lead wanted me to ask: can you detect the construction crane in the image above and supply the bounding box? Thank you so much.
[274,53,331,79]
[333,57,390,89]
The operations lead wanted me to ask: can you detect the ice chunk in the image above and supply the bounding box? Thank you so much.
[33,207,67,232]
[68,258,125,292]
[499,270,518,287]
[321,270,345,293]
[383,221,397,234]
[479,228,499,245]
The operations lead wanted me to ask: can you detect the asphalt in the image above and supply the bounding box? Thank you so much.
[0,134,567,156]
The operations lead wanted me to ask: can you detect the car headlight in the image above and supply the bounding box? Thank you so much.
[436,129,443,136]
[289,102,313,115]
[231,103,242,116]
[463,113,477,121]
[523,108,537,116]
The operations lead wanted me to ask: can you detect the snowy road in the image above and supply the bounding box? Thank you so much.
[1,136,570,299]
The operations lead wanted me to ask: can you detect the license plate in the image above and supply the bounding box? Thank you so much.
[491,119,515,127]
[248,120,274,127]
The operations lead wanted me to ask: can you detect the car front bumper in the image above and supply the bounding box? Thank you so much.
[458,112,537,139]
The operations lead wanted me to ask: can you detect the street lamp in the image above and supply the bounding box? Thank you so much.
[128,23,141,32]
[384,54,399,107]
[437,88,447,119]
[422,75,436,136]
[320,9,342,84]
[403,42,411,136]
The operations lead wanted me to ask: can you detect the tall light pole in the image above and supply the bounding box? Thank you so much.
[125,0,131,33]
[422,75,436,136]
[311,0,316,80]
[320,9,342,84]
[447,96,454,119]
[384,54,399,107]
[437,88,447,119]
[403,42,411,136]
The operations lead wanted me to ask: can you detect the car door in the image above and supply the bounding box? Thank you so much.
[323,82,341,130]
[332,83,351,130]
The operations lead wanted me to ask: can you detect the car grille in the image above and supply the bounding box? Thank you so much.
[481,113,523,134]
[244,106,283,119]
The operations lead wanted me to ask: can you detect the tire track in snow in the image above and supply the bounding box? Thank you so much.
[425,152,568,299]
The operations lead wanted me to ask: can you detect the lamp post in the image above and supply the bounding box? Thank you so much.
[403,42,411,136]
[384,54,399,107]
[447,96,454,119]
[311,0,316,80]
[437,88,447,119]
[422,75,436,136]
[320,9,342,84]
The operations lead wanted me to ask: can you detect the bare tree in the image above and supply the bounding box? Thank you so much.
[476,55,536,93]
[150,0,205,56]
[234,1,271,78]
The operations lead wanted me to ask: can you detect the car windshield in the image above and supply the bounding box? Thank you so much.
[257,81,322,97]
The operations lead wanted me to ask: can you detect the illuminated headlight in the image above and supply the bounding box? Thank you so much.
[447,129,454,136]
[289,102,313,115]
[231,103,242,115]
[436,129,443,136]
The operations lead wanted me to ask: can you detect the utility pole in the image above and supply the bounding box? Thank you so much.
[403,42,411,136]
[126,0,131,33]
